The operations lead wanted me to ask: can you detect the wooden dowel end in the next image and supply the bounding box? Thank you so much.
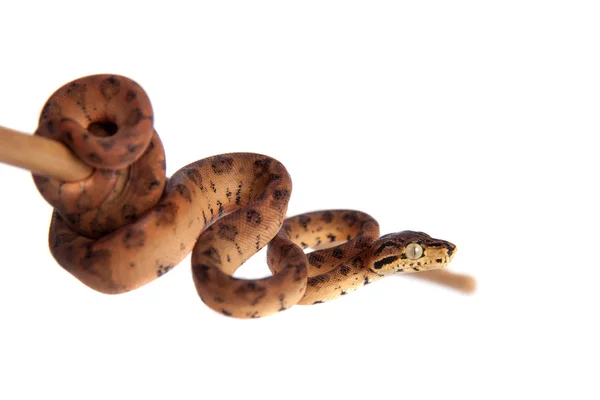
[0,125,93,181]
[406,269,476,294]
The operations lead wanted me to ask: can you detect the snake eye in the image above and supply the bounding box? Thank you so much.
[406,243,423,260]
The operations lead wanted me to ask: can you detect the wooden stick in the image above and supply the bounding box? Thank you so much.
[406,269,476,294]
[0,125,93,181]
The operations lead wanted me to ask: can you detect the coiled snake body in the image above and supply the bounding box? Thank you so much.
[32,75,456,318]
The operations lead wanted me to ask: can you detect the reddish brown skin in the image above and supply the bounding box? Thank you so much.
[34,74,457,319]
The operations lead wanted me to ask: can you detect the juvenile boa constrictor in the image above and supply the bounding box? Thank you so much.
[32,74,456,319]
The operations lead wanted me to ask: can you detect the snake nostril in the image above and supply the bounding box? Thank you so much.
[88,121,118,137]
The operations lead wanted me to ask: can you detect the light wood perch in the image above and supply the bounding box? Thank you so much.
[0,125,93,181]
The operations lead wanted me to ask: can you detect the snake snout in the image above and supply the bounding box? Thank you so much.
[446,242,457,259]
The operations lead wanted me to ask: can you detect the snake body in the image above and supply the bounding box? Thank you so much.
[33,74,456,319]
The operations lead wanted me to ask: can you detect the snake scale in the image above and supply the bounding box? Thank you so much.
[32,74,457,319]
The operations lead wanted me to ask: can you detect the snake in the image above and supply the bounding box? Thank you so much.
[32,74,457,319]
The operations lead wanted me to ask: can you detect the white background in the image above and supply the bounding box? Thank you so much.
[1,1,599,399]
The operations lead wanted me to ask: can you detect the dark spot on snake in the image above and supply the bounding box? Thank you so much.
[65,213,81,226]
[202,247,222,264]
[52,232,78,249]
[125,90,137,102]
[122,204,137,222]
[99,138,116,151]
[308,275,328,287]
[273,189,289,200]
[312,300,324,305]
[246,210,262,226]
[214,296,224,303]
[373,256,398,270]
[100,76,121,99]
[64,131,73,142]
[355,236,373,249]
[218,224,238,242]
[352,257,364,269]
[254,191,267,201]
[339,265,351,275]
[80,245,111,270]
[192,264,211,282]
[340,291,347,296]
[88,152,103,163]
[127,143,141,153]
[332,248,344,259]
[217,200,224,216]
[154,201,179,226]
[268,173,281,183]
[300,242,308,249]
[253,158,272,177]
[180,243,186,251]
[343,212,358,227]
[175,184,192,203]
[221,309,232,316]
[157,264,173,277]
[46,120,55,134]
[234,283,266,306]
[308,253,325,267]
[320,211,334,223]
[148,179,161,190]
[298,215,311,230]
[124,228,146,248]
[211,156,234,174]
[235,182,243,204]
[293,264,304,281]
[364,276,370,285]
[400,254,407,259]
[436,258,443,263]
[327,233,336,242]
[184,168,203,189]
[125,108,143,126]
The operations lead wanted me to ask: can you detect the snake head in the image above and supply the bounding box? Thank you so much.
[366,231,456,275]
